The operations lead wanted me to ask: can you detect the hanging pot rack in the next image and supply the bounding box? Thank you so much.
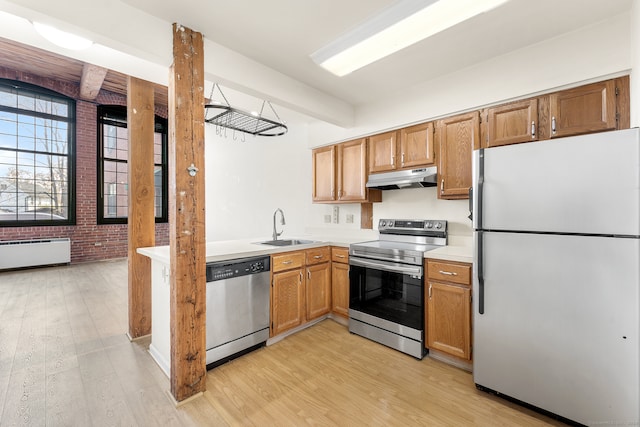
[204,83,288,137]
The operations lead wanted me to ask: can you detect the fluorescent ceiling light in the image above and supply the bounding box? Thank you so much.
[310,0,509,76]
[33,22,93,50]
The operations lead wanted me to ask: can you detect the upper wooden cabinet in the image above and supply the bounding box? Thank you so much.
[548,79,617,138]
[436,111,479,200]
[312,139,381,204]
[399,122,435,168]
[368,131,398,173]
[311,145,335,202]
[480,77,629,148]
[483,98,538,148]
[369,124,436,174]
[337,139,368,202]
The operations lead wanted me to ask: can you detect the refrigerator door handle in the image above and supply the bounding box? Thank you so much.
[477,230,485,315]
[474,149,484,229]
[473,149,485,230]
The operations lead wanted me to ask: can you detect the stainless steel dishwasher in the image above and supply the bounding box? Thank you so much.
[205,255,270,368]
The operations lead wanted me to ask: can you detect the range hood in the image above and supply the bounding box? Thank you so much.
[366,167,438,190]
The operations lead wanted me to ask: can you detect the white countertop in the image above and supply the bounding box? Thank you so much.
[137,234,473,265]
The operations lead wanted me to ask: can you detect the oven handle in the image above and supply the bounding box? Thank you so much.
[349,257,423,277]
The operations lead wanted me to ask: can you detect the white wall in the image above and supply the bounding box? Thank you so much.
[205,123,311,242]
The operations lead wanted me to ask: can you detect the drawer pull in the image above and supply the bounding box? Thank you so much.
[439,270,457,276]
[282,260,293,265]
[313,255,323,259]
[336,255,346,258]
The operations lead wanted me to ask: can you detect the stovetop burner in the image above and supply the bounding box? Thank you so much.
[350,218,448,265]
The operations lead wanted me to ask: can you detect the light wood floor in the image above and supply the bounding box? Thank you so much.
[0,259,566,426]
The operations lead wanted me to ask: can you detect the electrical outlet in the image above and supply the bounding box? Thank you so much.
[346,214,354,223]
[332,206,339,224]
[324,214,331,223]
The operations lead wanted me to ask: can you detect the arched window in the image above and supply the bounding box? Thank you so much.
[0,79,75,225]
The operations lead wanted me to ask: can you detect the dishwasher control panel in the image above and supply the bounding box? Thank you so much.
[206,255,270,282]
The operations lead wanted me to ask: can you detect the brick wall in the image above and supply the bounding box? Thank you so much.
[0,67,169,263]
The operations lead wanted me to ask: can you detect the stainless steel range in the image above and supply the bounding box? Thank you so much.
[349,218,447,359]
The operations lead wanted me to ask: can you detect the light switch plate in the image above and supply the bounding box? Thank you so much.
[346,214,354,223]
[332,206,339,224]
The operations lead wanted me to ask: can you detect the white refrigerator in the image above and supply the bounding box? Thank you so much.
[472,128,640,426]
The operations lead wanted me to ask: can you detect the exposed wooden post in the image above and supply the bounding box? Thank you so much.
[168,23,206,402]
[127,76,155,339]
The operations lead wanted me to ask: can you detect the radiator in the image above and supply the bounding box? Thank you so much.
[0,238,71,270]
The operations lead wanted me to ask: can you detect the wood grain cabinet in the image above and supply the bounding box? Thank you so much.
[312,138,381,203]
[330,247,349,318]
[271,247,334,337]
[368,131,398,173]
[426,259,472,361]
[305,247,331,320]
[399,122,435,168]
[483,98,538,148]
[311,145,335,202]
[369,123,435,174]
[271,251,305,337]
[548,79,617,139]
[436,111,479,200]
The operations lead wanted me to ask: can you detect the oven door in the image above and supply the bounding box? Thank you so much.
[349,257,424,330]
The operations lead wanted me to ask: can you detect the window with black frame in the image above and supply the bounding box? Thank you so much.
[97,105,168,224]
[0,79,75,226]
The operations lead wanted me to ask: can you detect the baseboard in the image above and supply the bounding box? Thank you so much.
[427,349,473,372]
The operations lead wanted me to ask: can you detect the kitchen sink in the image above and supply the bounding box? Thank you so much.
[257,239,318,247]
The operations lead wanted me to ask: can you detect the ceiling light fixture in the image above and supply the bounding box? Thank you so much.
[33,22,93,50]
[310,0,509,77]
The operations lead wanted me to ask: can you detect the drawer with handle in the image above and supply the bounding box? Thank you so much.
[427,260,471,285]
[331,247,349,263]
[305,247,330,265]
[272,251,305,272]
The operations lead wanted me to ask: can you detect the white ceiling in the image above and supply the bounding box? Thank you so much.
[0,0,634,124]
[120,0,633,106]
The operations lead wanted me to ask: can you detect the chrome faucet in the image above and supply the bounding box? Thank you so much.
[272,208,286,241]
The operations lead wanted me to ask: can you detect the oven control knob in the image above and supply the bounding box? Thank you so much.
[388,220,393,227]
[435,222,442,229]
[426,222,432,228]
[380,220,386,227]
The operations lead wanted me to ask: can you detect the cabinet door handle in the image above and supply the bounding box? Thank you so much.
[391,155,395,166]
[438,270,458,276]
[331,189,335,198]
[401,153,405,166]
[531,121,536,140]
[551,116,557,135]
[282,260,293,265]
[300,272,303,283]
[428,284,432,299]
[313,255,323,259]
[307,270,311,280]
[336,255,346,258]
[440,179,444,193]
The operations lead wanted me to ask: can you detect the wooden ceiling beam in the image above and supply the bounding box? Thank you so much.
[80,63,108,100]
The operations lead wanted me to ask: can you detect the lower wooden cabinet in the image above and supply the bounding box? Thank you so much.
[271,247,334,337]
[271,267,304,336]
[306,262,331,320]
[331,247,349,318]
[425,259,472,361]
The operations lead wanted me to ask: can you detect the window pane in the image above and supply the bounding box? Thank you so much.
[17,94,35,111]
[0,81,73,223]
[0,91,16,108]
